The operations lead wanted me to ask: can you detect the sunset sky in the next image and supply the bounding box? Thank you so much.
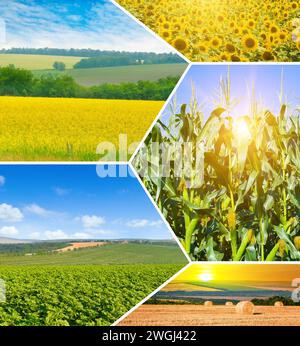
[174,264,300,285]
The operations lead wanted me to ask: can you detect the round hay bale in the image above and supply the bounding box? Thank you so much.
[225,301,234,306]
[204,301,213,306]
[235,301,254,315]
[274,301,284,307]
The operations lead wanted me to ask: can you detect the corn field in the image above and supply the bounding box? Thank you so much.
[134,72,300,261]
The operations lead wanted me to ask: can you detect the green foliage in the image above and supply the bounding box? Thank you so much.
[0,242,70,255]
[146,296,300,306]
[33,63,187,87]
[0,243,187,266]
[0,48,183,63]
[73,53,182,69]
[0,65,179,100]
[53,61,66,71]
[0,264,181,326]
[252,296,300,306]
[33,75,79,98]
[0,65,34,96]
[135,78,300,261]
[88,77,179,100]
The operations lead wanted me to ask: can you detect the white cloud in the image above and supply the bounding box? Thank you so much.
[126,219,164,228]
[0,0,172,52]
[28,231,40,239]
[24,204,52,217]
[79,215,105,228]
[0,226,19,236]
[53,187,71,196]
[87,229,114,235]
[0,203,23,222]
[44,230,68,240]
[0,176,5,187]
[72,232,91,239]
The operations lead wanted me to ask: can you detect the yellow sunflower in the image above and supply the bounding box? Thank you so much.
[172,37,188,52]
[242,34,259,51]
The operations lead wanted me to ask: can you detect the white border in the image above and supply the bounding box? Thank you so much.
[110,0,190,64]
[2,0,299,328]
[129,63,191,163]
[129,163,191,262]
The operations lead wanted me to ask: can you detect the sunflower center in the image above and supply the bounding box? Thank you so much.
[246,38,255,48]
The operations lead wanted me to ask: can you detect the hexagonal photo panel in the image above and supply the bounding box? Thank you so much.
[114,0,300,62]
[132,64,300,262]
[0,0,187,161]
[0,164,187,326]
[118,263,300,326]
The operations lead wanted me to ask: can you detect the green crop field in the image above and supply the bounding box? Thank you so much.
[0,243,186,325]
[0,264,182,326]
[33,63,187,86]
[0,243,187,266]
[0,54,84,70]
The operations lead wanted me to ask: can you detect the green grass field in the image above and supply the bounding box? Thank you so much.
[0,54,84,70]
[33,63,187,86]
[0,243,187,266]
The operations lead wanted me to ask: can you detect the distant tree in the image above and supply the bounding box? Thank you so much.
[53,61,66,71]
[33,75,78,97]
[0,64,179,100]
[0,65,34,95]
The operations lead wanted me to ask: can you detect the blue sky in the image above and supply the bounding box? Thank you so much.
[0,165,172,240]
[163,65,300,121]
[0,0,171,52]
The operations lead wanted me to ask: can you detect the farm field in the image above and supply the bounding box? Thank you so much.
[0,96,164,161]
[0,243,187,266]
[135,65,300,261]
[0,54,84,70]
[0,265,182,326]
[118,304,300,326]
[54,242,106,252]
[117,0,300,61]
[33,63,187,86]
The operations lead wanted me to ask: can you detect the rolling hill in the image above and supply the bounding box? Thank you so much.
[0,243,187,265]
[0,237,31,244]
[32,63,187,86]
[0,54,84,70]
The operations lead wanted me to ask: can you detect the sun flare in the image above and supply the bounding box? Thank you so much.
[199,272,213,282]
[233,119,251,140]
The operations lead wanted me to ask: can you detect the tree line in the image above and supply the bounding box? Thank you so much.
[0,65,178,100]
[0,242,70,255]
[73,54,182,69]
[0,48,183,65]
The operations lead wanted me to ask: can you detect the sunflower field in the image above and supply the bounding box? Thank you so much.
[0,265,180,325]
[0,96,163,161]
[117,0,300,62]
[134,72,300,261]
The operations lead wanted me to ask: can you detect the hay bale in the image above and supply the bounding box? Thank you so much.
[225,301,234,306]
[204,301,213,306]
[235,301,254,315]
[274,301,284,307]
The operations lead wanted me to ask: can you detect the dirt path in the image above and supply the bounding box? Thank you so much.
[118,304,300,326]
[55,242,106,252]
